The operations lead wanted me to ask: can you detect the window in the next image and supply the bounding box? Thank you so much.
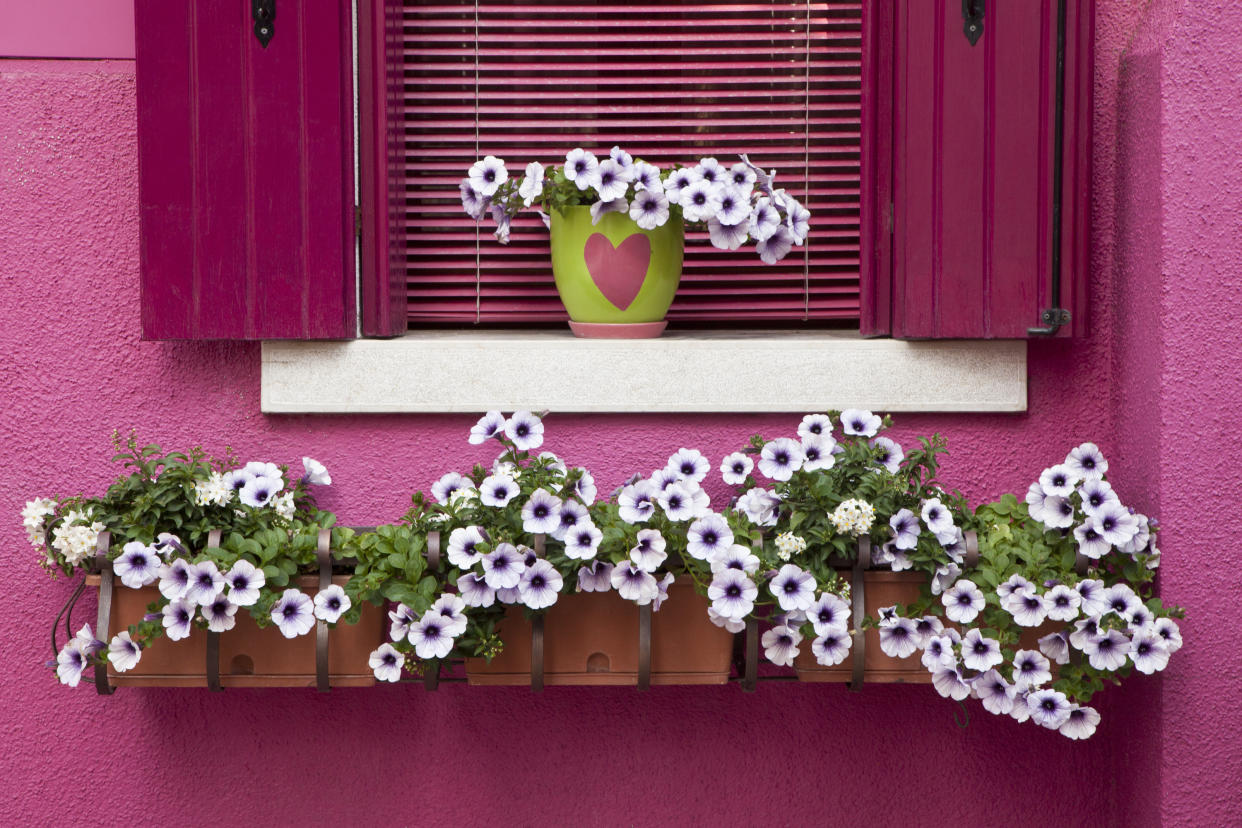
[135,0,1091,342]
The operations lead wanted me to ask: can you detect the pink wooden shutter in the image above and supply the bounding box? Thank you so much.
[137,0,356,340]
[362,0,864,327]
[861,0,1092,339]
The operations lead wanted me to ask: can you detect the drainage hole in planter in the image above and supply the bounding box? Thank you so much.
[586,652,611,673]
[229,654,255,676]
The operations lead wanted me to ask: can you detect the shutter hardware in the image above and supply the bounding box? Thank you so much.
[962,0,984,46]
[1029,0,1071,336]
[253,0,275,48]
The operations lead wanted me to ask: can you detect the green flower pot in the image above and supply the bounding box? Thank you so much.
[549,206,684,337]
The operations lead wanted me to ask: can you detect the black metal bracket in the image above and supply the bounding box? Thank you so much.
[253,0,275,48]
[1030,307,1072,335]
[962,0,984,46]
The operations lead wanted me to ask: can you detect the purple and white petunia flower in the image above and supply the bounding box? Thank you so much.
[611,561,659,605]
[930,562,961,596]
[653,572,674,612]
[1120,514,1152,556]
[762,625,802,667]
[430,594,468,637]
[686,513,734,560]
[749,197,781,242]
[656,482,699,522]
[840,409,882,438]
[1069,617,1102,651]
[618,480,658,524]
[975,670,1017,715]
[408,612,454,660]
[921,634,958,672]
[727,161,757,191]
[479,543,524,590]
[1010,693,1032,723]
[504,410,544,450]
[756,224,793,263]
[1090,502,1140,547]
[1024,481,1050,523]
[1074,521,1113,559]
[313,584,351,623]
[736,486,781,527]
[369,643,404,682]
[592,158,630,202]
[961,628,1004,672]
[469,411,506,445]
[1154,617,1182,653]
[220,561,262,607]
[784,198,811,244]
[1065,442,1108,481]
[552,498,589,542]
[608,145,634,174]
[460,181,489,220]
[518,161,545,207]
[679,179,723,222]
[564,520,603,560]
[800,434,837,472]
[910,616,945,650]
[1027,689,1073,729]
[239,476,281,509]
[1077,478,1119,517]
[388,603,417,641]
[649,466,681,491]
[577,560,614,593]
[663,167,695,204]
[1059,705,1101,740]
[454,572,494,608]
[1076,578,1110,616]
[920,498,955,537]
[1005,590,1050,628]
[108,631,142,673]
[1038,630,1072,665]
[162,599,195,641]
[869,436,903,473]
[628,186,670,230]
[447,525,488,569]
[932,668,972,701]
[707,215,752,250]
[996,574,1035,601]
[153,532,184,559]
[114,541,160,588]
[707,606,747,634]
[202,595,239,632]
[808,592,850,635]
[797,413,833,440]
[1040,495,1076,530]
[878,617,920,659]
[272,589,315,639]
[184,561,225,606]
[811,631,850,666]
[667,448,711,484]
[573,469,597,505]
[710,543,760,574]
[519,559,563,609]
[631,161,662,191]
[942,579,986,623]
[56,642,88,687]
[707,569,757,621]
[758,437,804,482]
[1039,464,1080,497]
[630,528,668,572]
[467,155,507,197]
[1045,584,1082,621]
[720,452,754,485]
[478,473,519,508]
[1129,632,1170,674]
[715,185,751,226]
[889,509,920,550]
[564,148,598,190]
[431,472,473,504]
[1011,649,1052,690]
[521,489,562,534]
[1083,628,1130,671]
[692,156,725,185]
[770,564,816,612]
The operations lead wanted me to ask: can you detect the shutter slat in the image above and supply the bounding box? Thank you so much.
[386,0,863,325]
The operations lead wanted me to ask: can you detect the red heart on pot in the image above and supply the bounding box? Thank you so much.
[584,233,651,311]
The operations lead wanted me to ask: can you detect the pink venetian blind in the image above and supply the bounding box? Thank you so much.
[392,0,863,325]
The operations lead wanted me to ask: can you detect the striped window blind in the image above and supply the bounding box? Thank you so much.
[396,0,863,325]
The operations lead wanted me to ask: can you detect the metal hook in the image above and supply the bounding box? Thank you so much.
[962,0,984,46]
[252,0,275,48]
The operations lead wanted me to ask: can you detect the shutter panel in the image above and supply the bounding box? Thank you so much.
[137,0,355,340]
[862,0,1092,339]
[365,1,864,327]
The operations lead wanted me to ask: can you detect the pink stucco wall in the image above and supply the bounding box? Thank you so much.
[2,0,1239,822]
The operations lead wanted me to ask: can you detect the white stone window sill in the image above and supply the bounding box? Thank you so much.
[260,330,1026,414]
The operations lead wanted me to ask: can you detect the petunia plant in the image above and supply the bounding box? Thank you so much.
[460,146,811,263]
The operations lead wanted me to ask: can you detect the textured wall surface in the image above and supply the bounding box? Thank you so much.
[2,0,1238,821]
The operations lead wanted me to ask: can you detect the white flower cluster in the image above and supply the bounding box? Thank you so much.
[830,499,876,537]
[50,510,106,567]
[773,532,807,561]
[22,497,56,549]
[460,147,811,262]
[192,472,232,507]
[1025,443,1157,567]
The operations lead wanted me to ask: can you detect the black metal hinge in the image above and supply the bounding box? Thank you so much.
[253,0,275,48]
[963,0,984,46]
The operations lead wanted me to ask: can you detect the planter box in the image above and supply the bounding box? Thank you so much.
[795,570,933,684]
[86,575,385,688]
[466,578,733,686]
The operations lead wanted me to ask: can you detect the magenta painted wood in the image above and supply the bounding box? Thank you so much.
[137,0,355,340]
[0,1,134,59]
[389,1,864,325]
[867,0,1093,339]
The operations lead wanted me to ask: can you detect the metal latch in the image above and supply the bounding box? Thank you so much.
[253,0,275,48]
[963,0,984,46]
